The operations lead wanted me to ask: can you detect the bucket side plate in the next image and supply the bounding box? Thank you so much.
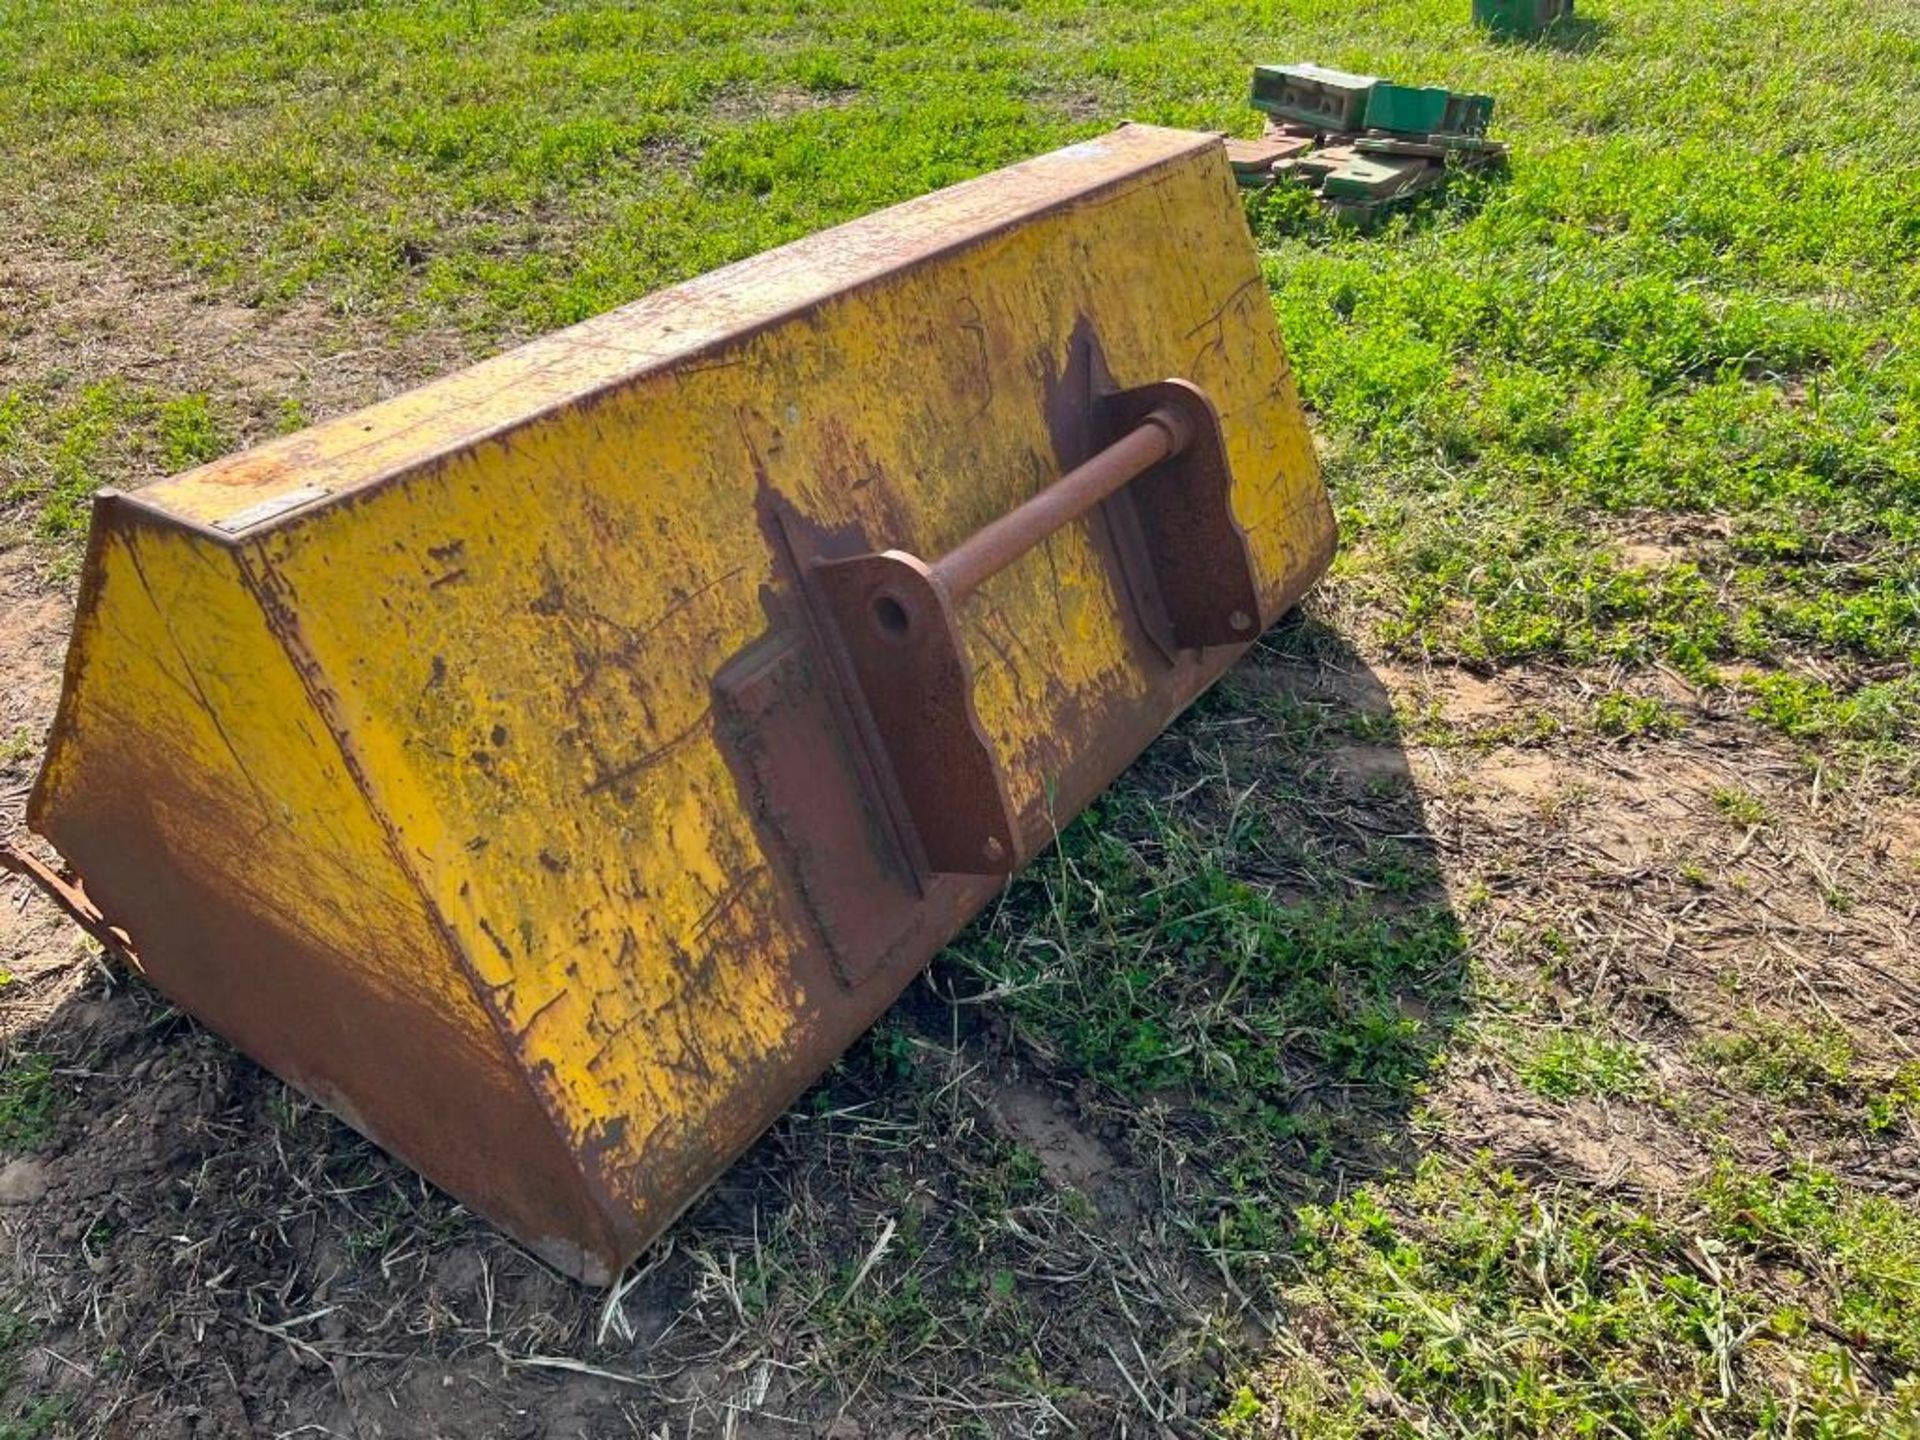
[30,501,630,1278]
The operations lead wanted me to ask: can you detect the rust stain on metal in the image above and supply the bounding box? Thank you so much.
[789,377,1260,878]
[0,838,138,965]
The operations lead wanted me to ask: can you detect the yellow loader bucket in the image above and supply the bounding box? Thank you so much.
[12,124,1333,1282]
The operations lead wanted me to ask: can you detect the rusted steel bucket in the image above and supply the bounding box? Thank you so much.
[12,124,1334,1282]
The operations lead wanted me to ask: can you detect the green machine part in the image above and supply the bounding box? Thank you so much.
[1259,69,1495,141]
[1361,82,1449,136]
[1251,63,1378,132]
[1321,155,1439,202]
[1361,82,1495,138]
[1472,0,1573,37]
[1440,91,1495,136]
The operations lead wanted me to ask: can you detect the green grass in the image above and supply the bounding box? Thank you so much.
[0,381,232,540]
[1593,692,1684,741]
[1742,672,1920,747]
[0,1400,62,1440]
[1862,1065,1920,1139]
[0,728,36,766]
[1711,785,1770,827]
[1700,1017,1854,1107]
[0,1055,59,1154]
[1700,1018,1920,1140]
[964,817,1457,1098]
[954,750,1469,1261]
[1515,1026,1650,1101]
[1237,1156,1920,1437]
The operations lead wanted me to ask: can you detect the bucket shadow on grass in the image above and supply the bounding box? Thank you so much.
[935,611,1470,1222]
[675,611,1472,1430]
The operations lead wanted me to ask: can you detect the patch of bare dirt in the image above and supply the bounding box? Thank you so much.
[1432,669,1509,723]
[1434,1076,1701,1198]
[1606,512,1730,566]
[1428,702,1920,1185]
[1474,750,1564,805]
[1,987,632,1439]
[1306,658,1403,716]
[0,545,91,1036]
[0,550,63,756]
[0,232,467,426]
[986,1080,1120,1194]
[708,86,857,123]
[1326,742,1413,790]
[1879,805,1920,872]
[1618,541,1685,571]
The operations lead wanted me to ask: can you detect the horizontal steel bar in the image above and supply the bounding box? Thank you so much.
[932,405,1192,605]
